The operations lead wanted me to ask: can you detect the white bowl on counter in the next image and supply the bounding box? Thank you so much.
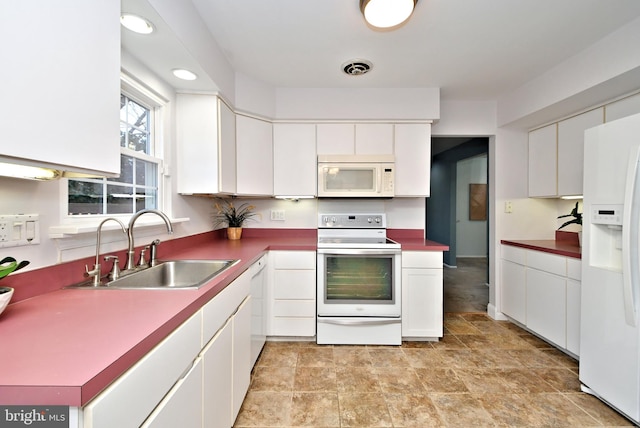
[0,287,14,316]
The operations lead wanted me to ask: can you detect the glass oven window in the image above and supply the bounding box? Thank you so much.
[325,255,393,302]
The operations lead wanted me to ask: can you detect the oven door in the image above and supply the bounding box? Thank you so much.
[317,248,401,317]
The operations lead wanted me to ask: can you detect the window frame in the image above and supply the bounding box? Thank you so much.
[61,73,167,225]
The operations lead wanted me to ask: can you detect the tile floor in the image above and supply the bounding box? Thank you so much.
[234,313,634,427]
[444,257,489,313]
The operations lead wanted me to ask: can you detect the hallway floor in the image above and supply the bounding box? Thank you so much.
[235,313,632,427]
[444,257,489,313]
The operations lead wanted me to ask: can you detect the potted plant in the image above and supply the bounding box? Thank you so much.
[557,201,583,245]
[212,198,257,240]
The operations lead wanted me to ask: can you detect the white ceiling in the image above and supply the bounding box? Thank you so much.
[123,0,640,101]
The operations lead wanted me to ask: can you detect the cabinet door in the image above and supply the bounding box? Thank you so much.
[526,268,566,348]
[317,124,355,154]
[202,319,233,428]
[501,259,526,323]
[0,1,120,176]
[232,297,252,422]
[273,123,317,196]
[606,92,640,123]
[528,123,557,197]
[219,100,237,194]
[557,108,603,196]
[401,268,443,338]
[355,124,393,154]
[566,279,581,356]
[177,94,235,194]
[395,124,431,196]
[236,115,273,195]
[141,358,203,428]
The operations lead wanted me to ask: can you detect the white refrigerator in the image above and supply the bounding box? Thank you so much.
[581,112,640,424]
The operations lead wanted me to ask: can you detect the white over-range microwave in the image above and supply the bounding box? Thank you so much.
[317,154,395,197]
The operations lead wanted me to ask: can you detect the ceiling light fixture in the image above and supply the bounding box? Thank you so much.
[172,69,198,81]
[360,0,417,29]
[120,13,154,34]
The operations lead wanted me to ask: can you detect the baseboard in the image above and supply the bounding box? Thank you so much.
[487,304,508,321]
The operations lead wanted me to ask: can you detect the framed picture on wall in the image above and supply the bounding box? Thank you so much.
[469,183,487,221]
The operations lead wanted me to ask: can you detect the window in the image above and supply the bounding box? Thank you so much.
[68,92,162,216]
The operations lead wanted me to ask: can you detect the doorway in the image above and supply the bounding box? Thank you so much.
[426,137,489,313]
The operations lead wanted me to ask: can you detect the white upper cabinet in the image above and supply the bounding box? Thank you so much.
[355,124,394,154]
[606,92,640,123]
[528,123,557,197]
[317,123,393,155]
[176,94,236,194]
[0,1,120,176]
[557,108,603,196]
[394,124,431,196]
[236,115,273,196]
[317,124,355,154]
[273,123,317,196]
[529,109,604,197]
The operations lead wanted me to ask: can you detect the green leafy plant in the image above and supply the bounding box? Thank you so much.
[212,198,257,228]
[0,257,29,281]
[557,201,582,230]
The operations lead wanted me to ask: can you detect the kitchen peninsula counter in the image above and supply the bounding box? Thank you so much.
[0,229,446,407]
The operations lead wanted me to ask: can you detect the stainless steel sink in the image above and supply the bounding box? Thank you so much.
[67,259,239,289]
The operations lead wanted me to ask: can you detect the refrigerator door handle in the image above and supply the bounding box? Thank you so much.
[622,147,640,327]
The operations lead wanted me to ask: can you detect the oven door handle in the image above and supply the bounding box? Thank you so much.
[317,318,400,326]
[317,248,401,255]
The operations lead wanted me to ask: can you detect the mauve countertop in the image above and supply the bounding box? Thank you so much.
[501,231,581,259]
[0,229,446,407]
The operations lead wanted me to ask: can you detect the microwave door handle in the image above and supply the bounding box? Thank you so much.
[377,168,382,194]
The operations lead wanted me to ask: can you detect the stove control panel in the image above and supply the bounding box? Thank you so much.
[318,213,386,228]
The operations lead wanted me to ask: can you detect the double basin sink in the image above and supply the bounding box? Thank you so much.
[67,259,239,290]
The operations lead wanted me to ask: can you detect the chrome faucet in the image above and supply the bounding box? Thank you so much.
[125,209,173,270]
[85,218,127,286]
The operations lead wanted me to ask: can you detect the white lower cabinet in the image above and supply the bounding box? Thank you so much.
[141,358,203,428]
[202,319,233,428]
[232,297,252,421]
[401,251,444,339]
[526,267,566,348]
[268,251,317,337]
[81,266,256,428]
[500,244,581,356]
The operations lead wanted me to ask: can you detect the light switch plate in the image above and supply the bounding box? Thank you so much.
[0,214,40,247]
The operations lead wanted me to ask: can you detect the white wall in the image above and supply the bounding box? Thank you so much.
[275,87,440,120]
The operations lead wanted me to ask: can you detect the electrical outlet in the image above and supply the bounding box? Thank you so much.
[504,201,513,213]
[270,210,286,221]
[0,220,8,242]
[0,214,39,247]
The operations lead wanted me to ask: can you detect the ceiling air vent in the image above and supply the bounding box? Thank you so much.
[341,59,373,76]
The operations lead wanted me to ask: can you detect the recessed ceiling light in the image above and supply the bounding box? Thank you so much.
[120,13,154,35]
[360,0,417,29]
[172,69,198,81]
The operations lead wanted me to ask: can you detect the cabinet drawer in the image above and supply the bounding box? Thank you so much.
[273,271,316,299]
[274,300,316,317]
[202,269,251,345]
[567,258,581,281]
[272,317,316,336]
[272,251,316,269]
[402,251,443,268]
[526,250,566,276]
[83,311,202,428]
[501,245,525,265]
